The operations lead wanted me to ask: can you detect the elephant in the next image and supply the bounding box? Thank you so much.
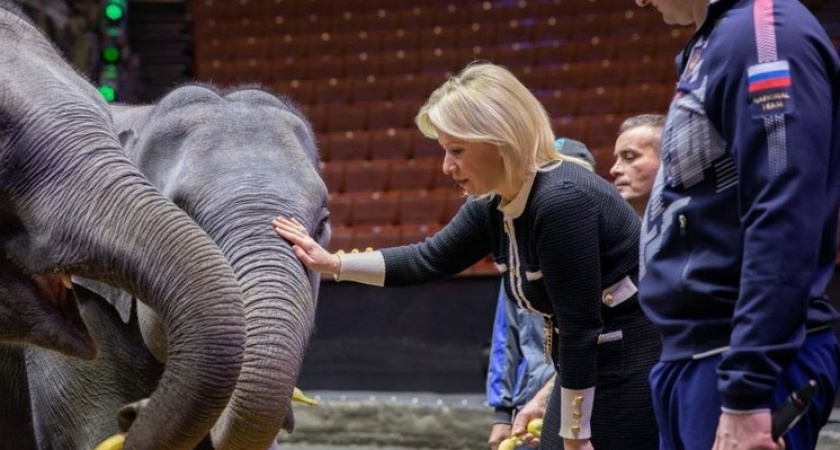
[23,83,329,450]
[0,2,248,450]
[112,84,328,449]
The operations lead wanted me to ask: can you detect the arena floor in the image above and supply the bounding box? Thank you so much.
[278,392,840,450]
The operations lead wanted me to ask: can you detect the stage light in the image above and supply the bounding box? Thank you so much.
[97,0,128,103]
[103,0,126,23]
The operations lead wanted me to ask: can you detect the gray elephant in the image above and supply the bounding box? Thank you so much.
[115,84,328,449]
[0,2,247,450]
[26,83,328,450]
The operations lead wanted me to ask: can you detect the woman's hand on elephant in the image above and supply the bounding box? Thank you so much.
[272,217,340,275]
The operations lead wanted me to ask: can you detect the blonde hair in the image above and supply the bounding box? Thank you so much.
[415,62,586,195]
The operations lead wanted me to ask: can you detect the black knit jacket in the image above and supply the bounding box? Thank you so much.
[381,161,641,391]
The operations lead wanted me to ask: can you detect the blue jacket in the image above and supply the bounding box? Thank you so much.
[639,0,840,411]
[486,286,555,424]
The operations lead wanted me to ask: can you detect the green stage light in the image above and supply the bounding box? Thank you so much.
[104,3,124,22]
[102,64,118,78]
[98,85,116,103]
[102,45,121,63]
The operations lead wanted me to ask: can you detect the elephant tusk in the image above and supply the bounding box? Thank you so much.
[291,387,319,406]
[60,272,73,289]
[92,433,125,450]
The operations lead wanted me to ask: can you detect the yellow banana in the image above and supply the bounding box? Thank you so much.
[499,437,520,450]
[291,387,319,406]
[527,418,543,438]
[92,433,125,450]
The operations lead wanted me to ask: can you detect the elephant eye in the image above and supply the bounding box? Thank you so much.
[314,216,329,239]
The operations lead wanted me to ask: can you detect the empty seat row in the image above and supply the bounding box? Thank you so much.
[321,158,458,193]
[194,13,669,46]
[538,83,675,120]
[300,81,673,136]
[327,189,466,228]
[316,127,441,162]
[203,27,678,64]
[310,106,673,166]
[194,0,628,19]
[196,36,683,87]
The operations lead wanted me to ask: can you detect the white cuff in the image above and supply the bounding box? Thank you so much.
[559,387,595,440]
[334,251,386,286]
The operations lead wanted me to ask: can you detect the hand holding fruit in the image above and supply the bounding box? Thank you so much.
[526,418,543,438]
[499,436,522,450]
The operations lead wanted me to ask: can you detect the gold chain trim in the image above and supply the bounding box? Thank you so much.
[543,317,553,364]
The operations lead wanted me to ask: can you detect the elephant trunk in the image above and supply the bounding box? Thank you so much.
[70,176,247,450]
[204,213,316,450]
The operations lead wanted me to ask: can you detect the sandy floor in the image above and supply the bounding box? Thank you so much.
[277,391,840,450]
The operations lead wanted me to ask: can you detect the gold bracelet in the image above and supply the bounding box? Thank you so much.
[332,251,343,282]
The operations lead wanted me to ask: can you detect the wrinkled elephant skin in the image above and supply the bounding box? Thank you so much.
[0,4,246,450]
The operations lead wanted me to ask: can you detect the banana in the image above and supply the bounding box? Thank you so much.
[92,433,125,450]
[498,437,520,450]
[526,418,543,438]
[291,387,319,406]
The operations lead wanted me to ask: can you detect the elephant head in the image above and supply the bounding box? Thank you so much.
[0,254,94,359]
[110,84,329,449]
[0,4,246,449]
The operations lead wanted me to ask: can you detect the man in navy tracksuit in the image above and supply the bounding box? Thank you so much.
[634,0,840,449]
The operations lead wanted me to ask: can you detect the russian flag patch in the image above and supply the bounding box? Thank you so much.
[747,60,794,117]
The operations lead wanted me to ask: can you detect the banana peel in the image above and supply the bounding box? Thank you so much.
[291,387,319,406]
[93,433,125,450]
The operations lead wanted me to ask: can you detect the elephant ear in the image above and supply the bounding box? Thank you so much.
[72,277,134,324]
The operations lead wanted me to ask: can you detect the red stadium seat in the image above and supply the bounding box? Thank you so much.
[326,103,367,132]
[491,43,537,69]
[399,222,443,245]
[541,63,587,91]
[391,73,441,101]
[621,83,674,115]
[380,27,421,52]
[350,191,401,226]
[538,89,582,118]
[343,159,391,193]
[367,100,416,130]
[306,54,346,80]
[625,57,675,84]
[353,224,403,250]
[389,158,436,191]
[369,128,414,160]
[328,193,354,227]
[320,161,345,193]
[327,225,354,253]
[345,51,383,78]
[443,191,467,222]
[552,116,589,145]
[381,50,421,77]
[398,189,449,224]
[351,76,391,103]
[412,132,442,159]
[302,103,328,134]
[312,77,354,104]
[577,85,623,116]
[321,130,371,161]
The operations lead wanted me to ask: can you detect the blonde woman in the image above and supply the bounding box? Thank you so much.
[273,62,660,450]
